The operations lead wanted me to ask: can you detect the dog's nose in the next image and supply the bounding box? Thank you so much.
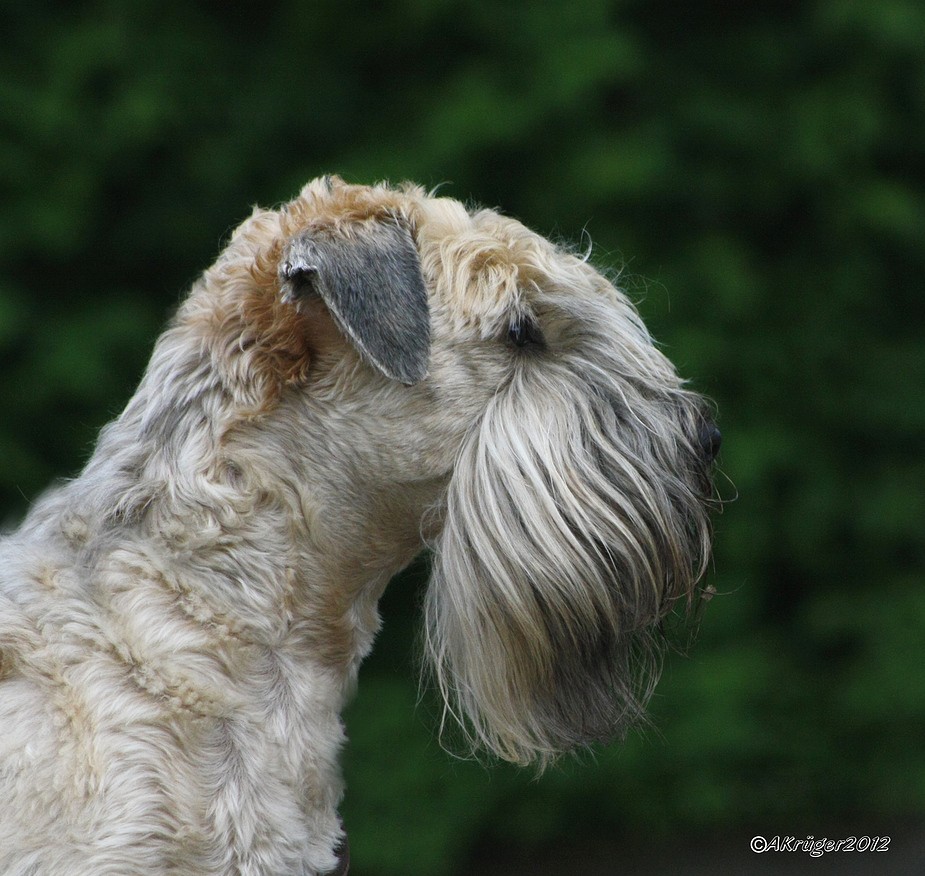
[699,422,722,463]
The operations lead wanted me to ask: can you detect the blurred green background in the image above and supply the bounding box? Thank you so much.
[2,1,923,873]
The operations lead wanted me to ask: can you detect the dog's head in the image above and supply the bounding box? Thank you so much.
[196,176,719,765]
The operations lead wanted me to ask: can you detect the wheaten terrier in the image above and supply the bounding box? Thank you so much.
[0,177,719,874]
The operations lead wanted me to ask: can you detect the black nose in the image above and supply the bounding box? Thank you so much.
[699,422,722,463]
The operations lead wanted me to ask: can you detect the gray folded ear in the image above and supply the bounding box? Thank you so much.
[280,220,430,385]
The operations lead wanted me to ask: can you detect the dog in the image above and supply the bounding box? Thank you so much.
[0,176,719,874]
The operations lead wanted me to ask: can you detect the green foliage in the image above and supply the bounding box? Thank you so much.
[2,1,923,872]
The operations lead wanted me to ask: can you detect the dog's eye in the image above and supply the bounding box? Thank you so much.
[507,318,544,349]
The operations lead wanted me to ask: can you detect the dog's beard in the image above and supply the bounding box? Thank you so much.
[424,345,713,767]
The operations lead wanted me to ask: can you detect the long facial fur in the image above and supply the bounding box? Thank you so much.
[424,289,714,768]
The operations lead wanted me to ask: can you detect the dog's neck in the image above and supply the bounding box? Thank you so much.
[64,439,423,678]
[58,327,434,659]
[15,343,431,873]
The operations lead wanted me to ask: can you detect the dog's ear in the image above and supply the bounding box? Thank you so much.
[280,220,430,385]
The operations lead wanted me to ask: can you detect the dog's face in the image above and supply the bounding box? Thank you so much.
[198,176,718,765]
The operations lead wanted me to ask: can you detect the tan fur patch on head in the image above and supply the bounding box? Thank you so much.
[241,242,315,393]
[189,176,436,413]
[282,175,423,238]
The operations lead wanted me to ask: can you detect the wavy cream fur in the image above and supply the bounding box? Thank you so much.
[0,177,716,874]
